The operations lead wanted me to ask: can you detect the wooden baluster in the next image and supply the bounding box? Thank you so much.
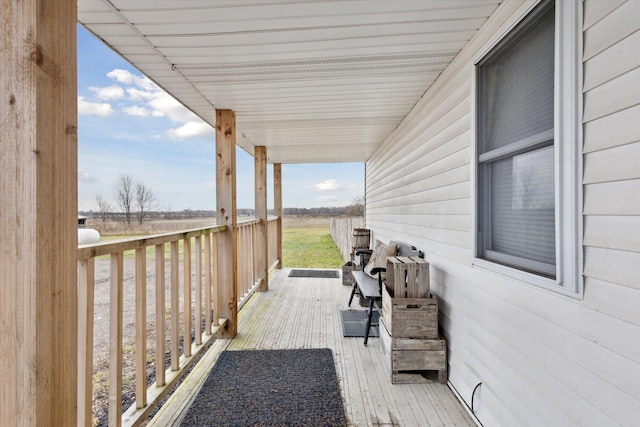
[206,233,215,330]
[238,227,244,302]
[170,241,180,370]
[194,235,203,345]
[155,244,166,387]
[135,248,147,409]
[211,232,219,327]
[183,238,192,357]
[109,253,123,426]
[77,258,94,427]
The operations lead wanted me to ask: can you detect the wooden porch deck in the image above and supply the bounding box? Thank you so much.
[150,269,475,427]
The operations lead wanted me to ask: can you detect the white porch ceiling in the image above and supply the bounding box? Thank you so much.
[78,0,501,164]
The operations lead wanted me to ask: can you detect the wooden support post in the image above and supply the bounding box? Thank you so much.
[0,1,78,425]
[274,163,283,269]
[255,146,269,291]
[216,109,238,337]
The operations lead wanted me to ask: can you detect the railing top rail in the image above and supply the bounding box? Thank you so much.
[237,219,261,227]
[237,216,279,227]
[77,225,227,260]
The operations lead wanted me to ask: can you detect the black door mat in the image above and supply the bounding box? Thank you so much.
[340,309,379,337]
[288,269,339,278]
[181,349,346,426]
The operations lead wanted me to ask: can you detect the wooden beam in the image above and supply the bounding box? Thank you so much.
[216,110,238,337]
[274,163,283,269]
[255,146,269,291]
[0,1,78,425]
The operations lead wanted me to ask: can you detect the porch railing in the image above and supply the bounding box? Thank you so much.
[77,217,280,427]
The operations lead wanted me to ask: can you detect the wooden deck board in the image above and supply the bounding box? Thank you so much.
[150,269,475,427]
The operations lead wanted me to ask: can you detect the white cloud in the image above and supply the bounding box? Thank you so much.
[123,105,151,117]
[148,92,200,123]
[78,96,114,117]
[107,68,134,84]
[168,121,214,139]
[89,85,124,100]
[107,69,156,90]
[309,179,341,192]
[127,87,156,101]
[78,171,98,183]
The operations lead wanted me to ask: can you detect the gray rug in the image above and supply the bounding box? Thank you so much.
[340,309,379,337]
[288,269,339,278]
[181,349,346,426]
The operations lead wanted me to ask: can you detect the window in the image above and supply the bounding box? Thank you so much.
[474,0,583,296]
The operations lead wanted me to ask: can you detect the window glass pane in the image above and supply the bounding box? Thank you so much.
[478,7,555,154]
[488,146,555,274]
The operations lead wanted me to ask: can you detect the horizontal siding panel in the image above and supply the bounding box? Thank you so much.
[365,219,470,248]
[366,212,469,232]
[583,0,625,30]
[583,179,640,215]
[583,141,640,183]
[368,162,470,205]
[368,89,471,182]
[367,124,470,198]
[436,269,640,426]
[367,73,471,174]
[440,311,557,426]
[583,65,640,122]
[583,277,640,326]
[584,246,640,290]
[584,28,640,91]
[583,104,640,153]
[430,255,640,379]
[367,197,470,216]
[583,215,640,252]
[367,181,469,208]
[441,293,618,426]
[583,0,640,60]
[365,222,472,262]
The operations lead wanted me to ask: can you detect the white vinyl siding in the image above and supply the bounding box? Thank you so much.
[366,0,640,425]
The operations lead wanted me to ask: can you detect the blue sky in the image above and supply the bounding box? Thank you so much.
[77,26,364,212]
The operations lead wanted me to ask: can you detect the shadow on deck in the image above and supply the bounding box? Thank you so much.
[149,269,475,426]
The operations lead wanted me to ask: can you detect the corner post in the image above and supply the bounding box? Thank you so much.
[274,163,283,269]
[1,1,78,425]
[215,109,238,337]
[255,146,269,291]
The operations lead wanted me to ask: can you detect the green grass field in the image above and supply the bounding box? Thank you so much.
[282,227,344,269]
[95,217,345,268]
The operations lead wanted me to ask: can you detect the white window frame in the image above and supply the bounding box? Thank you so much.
[471,0,584,298]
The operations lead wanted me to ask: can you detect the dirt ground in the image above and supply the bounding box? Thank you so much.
[88,215,335,424]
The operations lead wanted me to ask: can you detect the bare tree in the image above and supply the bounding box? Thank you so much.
[95,194,112,222]
[135,182,155,225]
[113,174,134,224]
[346,196,365,216]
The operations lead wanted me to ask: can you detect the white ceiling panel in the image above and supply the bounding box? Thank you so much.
[78,0,501,164]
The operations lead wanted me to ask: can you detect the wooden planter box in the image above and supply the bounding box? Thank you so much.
[379,319,447,384]
[386,256,429,298]
[381,286,438,339]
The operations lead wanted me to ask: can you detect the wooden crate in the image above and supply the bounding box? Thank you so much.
[381,286,438,339]
[379,319,447,384]
[386,256,429,298]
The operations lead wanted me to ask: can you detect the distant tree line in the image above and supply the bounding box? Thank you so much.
[88,189,364,223]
